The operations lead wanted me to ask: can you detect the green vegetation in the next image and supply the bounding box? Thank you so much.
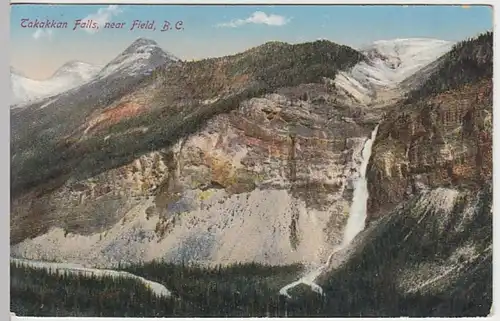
[315,184,492,317]
[11,185,492,317]
[125,261,307,316]
[10,262,179,317]
[11,40,365,200]
[406,31,493,102]
[11,261,324,317]
[227,40,366,89]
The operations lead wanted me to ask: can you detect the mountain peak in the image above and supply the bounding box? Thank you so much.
[96,38,178,79]
[60,60,91,67]
[122,38,160,55]
[50,60,101,80]
[10,60,102,106]
[130,37,159,47]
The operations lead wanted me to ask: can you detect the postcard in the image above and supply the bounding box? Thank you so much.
[9,2,493,318]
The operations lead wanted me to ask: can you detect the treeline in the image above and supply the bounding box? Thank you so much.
[229,40,366,89]
[406,31,493,102]
[11,38,366,203]
[10,262,179,317]
[152,39,366,91]
[123,260,324,316]
[11,260,327,317]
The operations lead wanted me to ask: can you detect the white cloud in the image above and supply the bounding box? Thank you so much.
[217,11,291,28]
[82,5,123,34]
[32,29,53,40]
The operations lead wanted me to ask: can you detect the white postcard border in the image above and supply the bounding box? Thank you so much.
[6,1,498,321]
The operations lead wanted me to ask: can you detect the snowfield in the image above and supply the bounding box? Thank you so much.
[10,37,458,302]
[11,38,451,109]
[11,61,102,107]
[335,38,454,104]
[10,38,178,108]
[96,39,178,79]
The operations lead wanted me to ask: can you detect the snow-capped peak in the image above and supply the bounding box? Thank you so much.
[96,37,179,79]
[50,60,102,80]
[334,38,454,104]
[10,38,178,107]
[10,61,101,107]
[359,38,453,85]
[122,38,162,54]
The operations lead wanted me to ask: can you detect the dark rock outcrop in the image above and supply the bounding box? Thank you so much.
[291,184,492,317]
[10,40,376,267]
[366,78,492,222]
[366,32,493,223]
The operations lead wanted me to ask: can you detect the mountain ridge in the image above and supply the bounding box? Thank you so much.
[366,31,493,223]
[10,30,457,265]
[10,34,464,250]
[10,38,372,266]
[333,37,454,105]
[96,37,179,80]
[404,31,493,102]
[10,38,366,200]
[50,60,102,79]
[10,31,493,317]
[10,61,102,106]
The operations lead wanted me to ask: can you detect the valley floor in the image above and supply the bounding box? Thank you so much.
[11,259,307,317]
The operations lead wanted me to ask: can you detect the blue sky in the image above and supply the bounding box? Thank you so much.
[10,4,493,79]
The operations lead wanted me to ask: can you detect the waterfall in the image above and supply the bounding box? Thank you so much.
[342,124,379,246]
[279,124,379,298]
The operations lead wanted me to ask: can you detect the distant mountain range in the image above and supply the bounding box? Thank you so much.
[10,37,453,108]
[10,32,493,317]
[11,61,102,107]
[10,38,179,107]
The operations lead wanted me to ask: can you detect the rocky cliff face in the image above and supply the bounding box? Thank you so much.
[10,33,492,293]
[10,28,494,317]
[366,33,493,223]
[11,82,379,267]
[299,183,492,317]
[366,79,492,222]
[11,39,382,268]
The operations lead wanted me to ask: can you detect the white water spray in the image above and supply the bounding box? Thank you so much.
[342,124,379,246]
[279,124,379,298]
